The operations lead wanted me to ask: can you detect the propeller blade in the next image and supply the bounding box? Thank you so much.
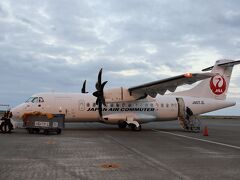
[98,68,102,85]
[101,81,108,89]
[92,68,107,119]
[93,91,99,97]
[102,97,106,106]
[98,102,102,117]
[96,98,99,105]
[95,82,100,90]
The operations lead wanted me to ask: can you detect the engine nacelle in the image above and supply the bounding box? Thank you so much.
[104,87,137,102]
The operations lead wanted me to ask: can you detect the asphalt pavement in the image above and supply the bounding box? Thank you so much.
[0,118,240,180]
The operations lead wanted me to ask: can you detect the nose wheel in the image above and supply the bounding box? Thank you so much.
[118,121,127,129]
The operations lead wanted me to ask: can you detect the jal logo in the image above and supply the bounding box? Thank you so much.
[210,75,226,95]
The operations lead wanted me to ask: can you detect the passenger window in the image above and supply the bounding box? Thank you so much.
[161,104,164,108]
[166,104,169,108]
[86,103,90,107]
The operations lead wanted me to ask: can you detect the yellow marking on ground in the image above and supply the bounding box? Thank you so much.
[46,139,56,145]
[100,163,120,169]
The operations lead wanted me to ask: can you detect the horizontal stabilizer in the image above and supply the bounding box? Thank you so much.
[202,59,240,71]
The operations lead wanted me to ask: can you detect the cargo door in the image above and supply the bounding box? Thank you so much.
[55,97,73,119]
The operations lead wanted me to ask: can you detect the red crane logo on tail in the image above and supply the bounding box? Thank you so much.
[210,75,226,95]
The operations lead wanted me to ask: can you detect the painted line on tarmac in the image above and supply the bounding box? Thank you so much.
[152,129,240,150]
[106,134,192,180]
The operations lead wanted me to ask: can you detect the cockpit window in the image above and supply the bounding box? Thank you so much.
[26,97,35,103]
[39,97,44,103]
[32,97,39,103]
[25,97,39,103]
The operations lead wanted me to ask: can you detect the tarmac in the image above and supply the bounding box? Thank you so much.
[0,118,240,180]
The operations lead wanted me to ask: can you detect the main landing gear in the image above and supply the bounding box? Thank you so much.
[118,119,142,131]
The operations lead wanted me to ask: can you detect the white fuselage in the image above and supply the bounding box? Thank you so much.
[11,92,235,125]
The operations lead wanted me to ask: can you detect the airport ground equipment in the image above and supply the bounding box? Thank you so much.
[177,103,201,132]
[0,109,13,133]
[0,116,13,133]
[23,113,65,135]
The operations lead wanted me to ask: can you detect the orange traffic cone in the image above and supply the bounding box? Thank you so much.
[203,126,209,136]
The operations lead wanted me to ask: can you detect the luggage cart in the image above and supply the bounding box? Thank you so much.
[23,113,65,135]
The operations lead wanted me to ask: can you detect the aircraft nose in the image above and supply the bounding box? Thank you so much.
[11,107,23,120]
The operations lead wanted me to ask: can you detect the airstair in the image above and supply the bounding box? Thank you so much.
[178,108,201,132]
[176,97,201,132]
[179,115,201,132]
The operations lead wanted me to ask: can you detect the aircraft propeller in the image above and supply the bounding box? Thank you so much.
[93,68,108,117]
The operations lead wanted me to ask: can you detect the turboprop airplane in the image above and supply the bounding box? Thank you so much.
[11,59,240,131]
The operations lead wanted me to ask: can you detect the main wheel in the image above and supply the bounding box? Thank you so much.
[44,129,49,135]
[56,129,62,134]
[130,124,142,131]
[28,128,34,134]
[34,128,40,134]
[118,121,127,129]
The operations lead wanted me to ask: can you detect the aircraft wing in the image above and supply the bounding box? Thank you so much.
[128,72,215,98]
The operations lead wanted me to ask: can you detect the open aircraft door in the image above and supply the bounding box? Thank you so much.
[176,98,185,128]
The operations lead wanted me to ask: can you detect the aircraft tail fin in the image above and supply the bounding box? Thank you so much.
[172,59,240,100]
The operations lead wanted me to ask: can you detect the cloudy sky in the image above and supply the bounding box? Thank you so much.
[0,0,240,115]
